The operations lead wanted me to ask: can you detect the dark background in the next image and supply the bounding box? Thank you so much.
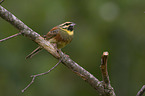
[0,0,145,96]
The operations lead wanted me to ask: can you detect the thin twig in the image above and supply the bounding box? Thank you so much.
[0,0,4,4]
[21,58,62,93]
[100,52,116,96]
[136,85,145,96]
[100,51,110,86]
[0,32,21,42]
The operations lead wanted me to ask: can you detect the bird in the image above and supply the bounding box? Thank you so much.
[26,22,76,59]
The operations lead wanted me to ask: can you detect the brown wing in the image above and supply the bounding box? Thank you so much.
[45,26,59,40]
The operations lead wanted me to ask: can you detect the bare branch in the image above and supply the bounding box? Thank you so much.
[100,52,110,86]
[100,52,116,96]
[22,58,62,92]
[58,51,105,95]
[0,32,21,42]
[136,85,145,96]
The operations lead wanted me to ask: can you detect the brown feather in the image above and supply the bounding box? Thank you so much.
[45,27,58,39]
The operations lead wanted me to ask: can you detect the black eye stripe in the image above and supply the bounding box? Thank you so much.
[64,23,71,25]
[59,22,74,27]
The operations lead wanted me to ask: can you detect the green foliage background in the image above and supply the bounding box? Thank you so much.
[0,0,145,96]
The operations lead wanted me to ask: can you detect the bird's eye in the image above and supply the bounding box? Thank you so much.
[68,26,73,31]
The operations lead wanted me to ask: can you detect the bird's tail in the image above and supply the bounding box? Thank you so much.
[25,46,43,59]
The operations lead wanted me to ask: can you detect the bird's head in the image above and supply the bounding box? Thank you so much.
[58,22,76,32]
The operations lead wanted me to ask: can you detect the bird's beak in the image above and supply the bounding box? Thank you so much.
[70,23,76,26]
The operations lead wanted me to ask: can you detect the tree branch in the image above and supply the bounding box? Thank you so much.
[100,52,115,96]
[22,58,62,93]
[0,32,21,42]
[136,85,145,96]
[100,52,110,86]
[0,5,116,95]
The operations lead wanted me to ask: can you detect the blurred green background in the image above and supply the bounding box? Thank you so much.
[0,0,145,96]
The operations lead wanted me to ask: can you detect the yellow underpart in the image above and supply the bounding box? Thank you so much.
[60,28,74,36]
